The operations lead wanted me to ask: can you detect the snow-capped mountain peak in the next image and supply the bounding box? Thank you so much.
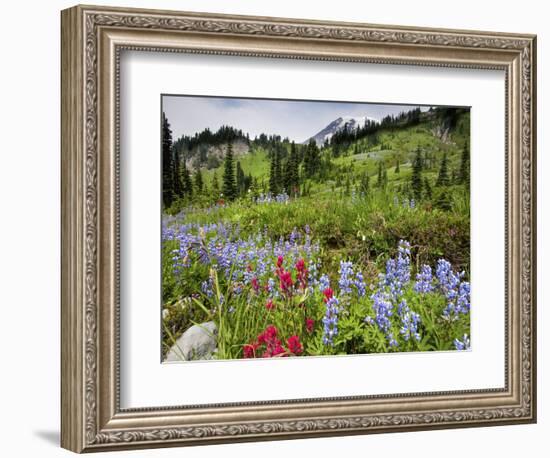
[304,115,378,146]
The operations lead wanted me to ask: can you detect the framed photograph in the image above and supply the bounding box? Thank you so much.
[61,4,537,453]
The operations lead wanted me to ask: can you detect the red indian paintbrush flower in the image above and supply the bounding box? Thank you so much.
[286,335,303,355]
[243,343,258,358]
[267,343,286,357]
[278,269,293,294]
[243,325,306,359]
[295,258,308,289]
[265,299,274,310]
[305,317,315,334]
[323,287,334,302]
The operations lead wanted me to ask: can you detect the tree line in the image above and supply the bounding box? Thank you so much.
[163,109,469,210]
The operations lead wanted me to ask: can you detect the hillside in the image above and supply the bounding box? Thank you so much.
[161,104,471,359]
[194,107,470,199]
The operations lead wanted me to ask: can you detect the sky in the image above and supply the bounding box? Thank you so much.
[162,95,434,143]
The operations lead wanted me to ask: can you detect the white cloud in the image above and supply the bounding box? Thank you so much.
[162,95,435,142]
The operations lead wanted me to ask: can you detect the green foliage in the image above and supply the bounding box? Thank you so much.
[222,143,237,201]
[436,152,450,187]
[359,171,370,196]
[303,139,320,178]
[376,161,383,188]
[459,144,470,186]
[283,141,300,195]
[194,169,204,194]
[424,177,432,200]
[162,112,174,208]
[162,107,472,358]
[211,171,220,197]
[269,149,279,194]
[411,147,423,200]
[180,162,193,199]
[162,196,471,358]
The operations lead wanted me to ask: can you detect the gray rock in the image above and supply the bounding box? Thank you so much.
[164,321,218,362]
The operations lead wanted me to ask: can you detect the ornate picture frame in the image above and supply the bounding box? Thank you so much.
[61,4,536,453]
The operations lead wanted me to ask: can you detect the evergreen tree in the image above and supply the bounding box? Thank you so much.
[222,143,237,201]
[411,147,423,200]
[395,158,400,174]
[283,157,292,194]
[249,177,259,199]
[269,150,279,195]
[180,163,193,199]
[452,169,459,183]
[172,152,183,199]
[435,188,452,211]
[162,112,174,208]
[359,171,370,195]
[304,140,320,178]
[344,176,351,196]
[244,173,253,194]
[424,178,432,200]
[212,171,220,197]
[194,169,204,194]
[382,169,388,189]
[289,141,300,194]
[459,144,470,186]
[274,149,283,192]
[236,161,245,196]
[376,162,384,188]
[436,152,450,187]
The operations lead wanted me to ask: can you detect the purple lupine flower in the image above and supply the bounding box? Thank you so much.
[384,240,411,300]
[436,259,470,318]
[414,264,434,293]
[364,240,414,345]
[354,270,366,297]
[266,277,274,291]
[201,278,214,298]
[318,274,330,293]
[456,282,471,314]
[322,289,339,346]
[397,299,408,316]
[338,261,354,295]
[255,192,290,204]
[388,333,399,348]
[454,334,471,350]
[399,301,421,342]
[289,227,300,245]
[370,290,393,334]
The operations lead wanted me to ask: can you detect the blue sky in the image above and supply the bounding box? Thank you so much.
[162,95,433,143]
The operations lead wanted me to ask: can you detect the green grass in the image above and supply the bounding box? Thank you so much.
[162,189,471,359]
[202,146,270,186]
[199,111,469,201]
[162,110,471,359]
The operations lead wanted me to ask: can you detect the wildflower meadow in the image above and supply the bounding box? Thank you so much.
[161,98,471,361]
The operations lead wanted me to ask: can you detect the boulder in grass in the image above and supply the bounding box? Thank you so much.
[164,321,218,362]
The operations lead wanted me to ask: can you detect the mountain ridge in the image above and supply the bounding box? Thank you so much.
[303,115,379,146]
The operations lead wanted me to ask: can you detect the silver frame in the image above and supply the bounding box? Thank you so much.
[61,4,537,452]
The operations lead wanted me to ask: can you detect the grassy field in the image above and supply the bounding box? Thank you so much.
[162,109,471,360]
